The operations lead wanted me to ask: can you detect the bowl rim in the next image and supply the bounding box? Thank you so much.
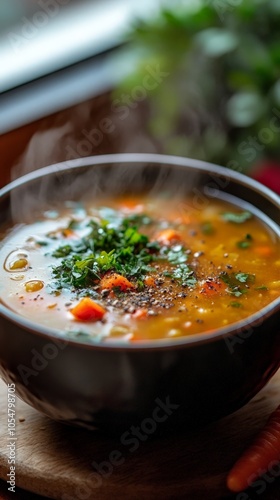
[0,152,279,352]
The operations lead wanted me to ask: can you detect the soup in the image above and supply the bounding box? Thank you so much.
[0,194,279,343]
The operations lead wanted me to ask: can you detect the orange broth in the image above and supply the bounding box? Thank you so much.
[0,194,279,343]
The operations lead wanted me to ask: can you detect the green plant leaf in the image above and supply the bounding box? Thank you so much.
[227,91,265,127]
[196,29,239,57]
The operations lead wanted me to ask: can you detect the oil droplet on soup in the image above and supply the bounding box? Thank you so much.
[0,195,279,343]
[25,280,44,293]
[10,274,25,281]
[4,251,29,272]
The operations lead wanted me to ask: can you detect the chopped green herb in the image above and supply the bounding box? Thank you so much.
[68,219,81,230]
[229,301,242,308]
[164,245,188,265]
[220,271,252,297]
[77,289,100,299]
[170,264,197,287]
[98,207,121,225]
[237,240,251,249]
[235,272,255,284]
[51,214,195,292]
[255,286,268,291]
[98,209,152,228]
[237,234,253,249]
[66,330,104,343]
[52,245,73,258]
[201,221,214,235]
[231,290,244,298]
[67,330,90,339]
[123,213,152,226]
[222,211,252,224]
[36,240,49,247]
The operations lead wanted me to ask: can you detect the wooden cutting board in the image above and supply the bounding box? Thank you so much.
[0,373,280,500]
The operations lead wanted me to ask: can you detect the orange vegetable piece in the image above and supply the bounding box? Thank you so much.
[100,273,134,292]
[254,245,273,257]
[144,276,156,287]
[156,229,182,246]
[117,196,143,213]
[132,308,148,320]
[62,228,76,238]
[227,404,280,492]
[71,297,106,321]
[200,279,226,296]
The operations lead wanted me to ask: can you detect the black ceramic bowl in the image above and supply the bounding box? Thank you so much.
[0,154,279,431]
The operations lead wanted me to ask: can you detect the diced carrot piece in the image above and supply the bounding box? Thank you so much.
[117,196,143,213]
[49,228,76,239]
[62,228,76,238]
[254,245,273,257]
[144,276,156,287]
[132,308,148,320]
[155,229,182,246]
[71,297,106,321]
[100,273,134,292]
[200,279,226,296]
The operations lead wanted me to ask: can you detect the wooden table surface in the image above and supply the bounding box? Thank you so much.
[0,372,280,500]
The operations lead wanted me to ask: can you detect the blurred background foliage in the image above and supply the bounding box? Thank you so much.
[114,0,280,176]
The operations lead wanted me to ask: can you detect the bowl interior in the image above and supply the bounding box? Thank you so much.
[0,153,279,349]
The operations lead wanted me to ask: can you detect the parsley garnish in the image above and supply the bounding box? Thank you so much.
[164,245,188,265]
[159,244,196,286]
[172,264,197,287]
[235,272,255,284]
[36,240,49,247]
[51,213,196,291]
[222,211,252,224]
[52,245,73,258]
[201,221,214,235]
[229,301,242,308]
[220,271,255,297]
[236,234,253,249]
[164,263,197,287]
[66,330,104,343]
[68,220,81,230]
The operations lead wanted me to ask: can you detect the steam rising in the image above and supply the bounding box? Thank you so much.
[10,157,201,225]
[8,100,202,224]
[12,122,73,181]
